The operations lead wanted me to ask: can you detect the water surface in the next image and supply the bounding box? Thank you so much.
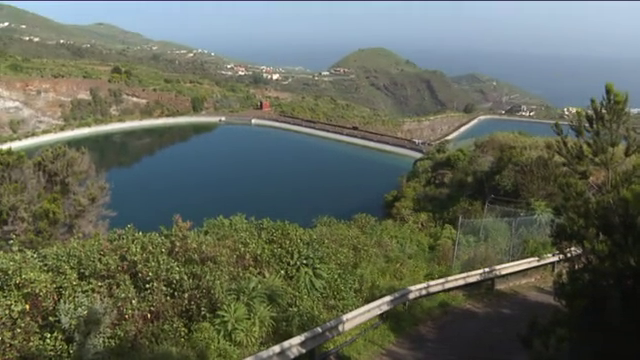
[59,124,414,231]
[29,117,575,230]
[453,118,567,141]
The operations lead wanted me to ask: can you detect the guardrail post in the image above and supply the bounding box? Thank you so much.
[306,347,318,360]
[490,277,498,290]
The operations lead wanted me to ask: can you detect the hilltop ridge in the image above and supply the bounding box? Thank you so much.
[331,47,422,73]
[0,4,190,50]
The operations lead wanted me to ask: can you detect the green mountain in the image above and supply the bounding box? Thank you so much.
[0,4,190,50]
[279,47,551,117]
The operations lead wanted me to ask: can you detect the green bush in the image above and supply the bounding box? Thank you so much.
[0,214,454,359]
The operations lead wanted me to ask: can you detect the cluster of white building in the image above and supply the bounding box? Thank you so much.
[166,48,215,57]
[0,22,26,29]
[218,63,285,80]
[564,107,640,116]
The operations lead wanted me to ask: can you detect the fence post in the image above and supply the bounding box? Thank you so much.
[478,199,490,239]
[509,217,517,262]
[452,215,462,271]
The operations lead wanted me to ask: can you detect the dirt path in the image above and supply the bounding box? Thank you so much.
[375,282,559,360]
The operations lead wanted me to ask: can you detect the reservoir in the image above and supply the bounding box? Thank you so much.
[22,116,570,231]
[57,123,415,231]
[450,117,569,146]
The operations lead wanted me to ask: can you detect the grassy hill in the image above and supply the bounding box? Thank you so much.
[279,48,474,116]
[331,47,421,73]
[279,47,552,117]
[0,4,190,50]
[451,73,548,108]
[0,4,261,81]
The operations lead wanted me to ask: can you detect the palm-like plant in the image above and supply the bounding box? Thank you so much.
[213,276,279,350]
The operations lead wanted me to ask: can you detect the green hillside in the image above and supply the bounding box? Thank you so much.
[0,3,559,129]
[0,4,190,50]
[451,73,549,107]
[331,47,421,73]
[280,47,548,117]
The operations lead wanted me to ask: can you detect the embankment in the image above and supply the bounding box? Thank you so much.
[251,119,424,158]
[241,111,426,154]
[0,115,424,158]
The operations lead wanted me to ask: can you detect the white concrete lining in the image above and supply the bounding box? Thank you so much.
[443,115,569,141]
[0,116,424,159]
[0,116,225,151]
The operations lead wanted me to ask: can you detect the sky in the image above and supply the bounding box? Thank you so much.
[3,1,640,60]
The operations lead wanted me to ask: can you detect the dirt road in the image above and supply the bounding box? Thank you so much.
[375,283,559,360]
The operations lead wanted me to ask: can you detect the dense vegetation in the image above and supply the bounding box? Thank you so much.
[0,163,457,358]
[385,132,560,225]
[1,81,638,359]
[522,84,640,360]
[387,83,640,359]
[0,145,111,251]
[2,4,638,359]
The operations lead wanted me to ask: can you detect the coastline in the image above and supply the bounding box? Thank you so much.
[442,114,569,141]
[0,116,424,159]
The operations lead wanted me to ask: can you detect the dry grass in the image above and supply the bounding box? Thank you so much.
[397,113,475,141]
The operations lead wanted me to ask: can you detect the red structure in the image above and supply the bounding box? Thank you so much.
[259,100,271,111]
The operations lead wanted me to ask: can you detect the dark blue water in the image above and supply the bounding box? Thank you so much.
[60,124,414,231]
[452,118,570,143]
[34,117,574,231]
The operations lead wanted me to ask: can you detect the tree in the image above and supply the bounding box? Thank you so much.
[250,72,268,86]
[110,65,123,76]
[463,103,476,114]
[524,83,640,359]
[8,118,23,134]
[108,88,124,106]
[123,68,134,80]
[552,82,639,194]
[0,145,113,250]
[191,96,205,113]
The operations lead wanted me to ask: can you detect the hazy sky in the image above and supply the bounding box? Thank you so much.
[3,1,639,59]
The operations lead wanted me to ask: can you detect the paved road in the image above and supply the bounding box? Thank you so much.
[375,282,559,360]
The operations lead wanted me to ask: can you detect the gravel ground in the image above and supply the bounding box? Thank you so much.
[375,281,559,360]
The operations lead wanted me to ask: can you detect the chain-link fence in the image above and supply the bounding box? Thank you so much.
[451,203,555,272]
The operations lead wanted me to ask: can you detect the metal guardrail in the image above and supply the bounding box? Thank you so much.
[245,250,577,360]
